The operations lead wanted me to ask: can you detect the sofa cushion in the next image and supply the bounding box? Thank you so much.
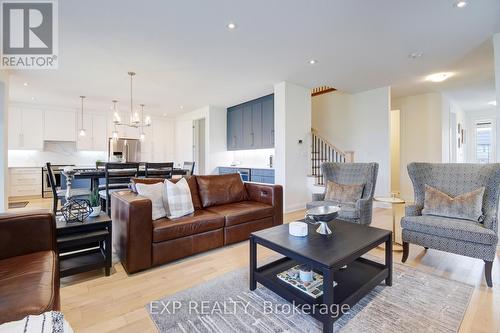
[135,182,167,220]
[401,215,497,245]
[306,200,359,221]
[131,176,202,210]
[196,174,248,208]
[206,201,274,227]
[152,210,224,243]
[0,251,58,324]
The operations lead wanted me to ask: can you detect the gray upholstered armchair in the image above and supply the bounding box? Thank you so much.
[307,162,379,225]
[401,163,500,287]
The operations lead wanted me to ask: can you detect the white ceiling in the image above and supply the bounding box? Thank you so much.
[8,0,500,116]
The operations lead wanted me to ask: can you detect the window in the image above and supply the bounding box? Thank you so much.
[475,121,493,164]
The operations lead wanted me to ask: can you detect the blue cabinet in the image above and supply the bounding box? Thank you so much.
[250,168,275,184]
[227,94,274,151]
[218,167,275,184]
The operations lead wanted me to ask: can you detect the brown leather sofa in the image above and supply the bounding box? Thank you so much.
[112,174,283,274]
[0,211,60,324]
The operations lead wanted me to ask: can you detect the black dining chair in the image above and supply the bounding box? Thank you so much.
[46,162,91,215]
[99,162,139,215]
[145,162,174,179]
[182,161,195,176]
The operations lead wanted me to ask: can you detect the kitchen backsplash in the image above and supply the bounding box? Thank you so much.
[227,148,275,168]
[8,142,107,167]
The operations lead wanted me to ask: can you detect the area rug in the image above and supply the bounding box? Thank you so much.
[147,259,473,332]
[8,201,29,208]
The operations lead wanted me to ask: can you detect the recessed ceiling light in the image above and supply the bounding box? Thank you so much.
[408,52,423,59]
[227,22,236,30]
[180,105,184,109]
[454,1,467,8]
[23,82,29,87]
[163,113,167,117]
[488,101,497,106]
[31,97,35,101]
[425,72,453,82]
[308,59,317,65]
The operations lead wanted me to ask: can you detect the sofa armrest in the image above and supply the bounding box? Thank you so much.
[245,182,283,226]
[405,204,423,217]
[483,209,498,235]
[0,210,56,260]
[111,190,153,274]
[355,198,374,225]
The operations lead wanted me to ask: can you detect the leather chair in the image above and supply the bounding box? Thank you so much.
[0,211,60,324]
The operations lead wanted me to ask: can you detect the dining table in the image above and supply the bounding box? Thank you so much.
[60,167,189,191]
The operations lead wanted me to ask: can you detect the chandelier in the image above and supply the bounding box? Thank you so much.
[113,72,151,140]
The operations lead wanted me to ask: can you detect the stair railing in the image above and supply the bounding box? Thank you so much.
[310,129,351,185]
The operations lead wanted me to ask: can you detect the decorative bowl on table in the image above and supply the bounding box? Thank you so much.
[305,205,340,235]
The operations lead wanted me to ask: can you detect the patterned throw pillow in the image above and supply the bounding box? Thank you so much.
[422,184,485,222]
[135,182,166,220]
[163,178,194,218]
[324,180,364,203]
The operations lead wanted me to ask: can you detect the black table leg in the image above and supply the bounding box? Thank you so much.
[385,235,393,286]
[250,236,257,291]
[105,222,112,276]
[322,268,335,333]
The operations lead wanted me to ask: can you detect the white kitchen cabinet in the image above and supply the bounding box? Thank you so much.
[44,110,76,141]
[77,113,108,151]
[9,168,42,198]
[8,107,44,150]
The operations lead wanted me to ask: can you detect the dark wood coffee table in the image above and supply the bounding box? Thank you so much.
[250,220,392,333]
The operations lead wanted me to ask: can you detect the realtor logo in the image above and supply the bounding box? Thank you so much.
[1,0,58,69]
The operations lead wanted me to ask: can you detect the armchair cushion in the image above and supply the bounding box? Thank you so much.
[401,215,497,245]
[422,185,485,222]
[324,180,364,203]
[0,251,59,324]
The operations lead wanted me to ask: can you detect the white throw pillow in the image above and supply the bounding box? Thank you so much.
[135,182,167,220]
[163,178,194,218]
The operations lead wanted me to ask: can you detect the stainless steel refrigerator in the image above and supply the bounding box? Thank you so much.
[108,138,141,162]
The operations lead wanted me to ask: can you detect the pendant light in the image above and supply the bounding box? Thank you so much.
[114,71,151,129]
[139,104,146,141]
[79,96,86,136]
[111,100,119,140]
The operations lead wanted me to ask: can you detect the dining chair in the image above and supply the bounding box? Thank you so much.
[99,162,139,215]
[145,162,174,179]
[182,161,195,176]
[46,162,91,215]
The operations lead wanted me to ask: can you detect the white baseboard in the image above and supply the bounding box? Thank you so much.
[284,203,307,213]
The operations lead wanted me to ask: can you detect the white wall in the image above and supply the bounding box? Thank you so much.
[0,72,8,212]
[274,82,311,212]
[312,87,391,197]
[174,105,231,174]
[392,93,446,200]
[448,99,467,163]
[495,33,500,162]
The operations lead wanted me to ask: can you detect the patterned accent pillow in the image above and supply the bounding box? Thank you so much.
[422,184,485,222]
[324,180,364,203]
[163,178,194,218]
[135,182,167,220]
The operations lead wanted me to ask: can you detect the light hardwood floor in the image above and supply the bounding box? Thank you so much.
[7,198,500,333]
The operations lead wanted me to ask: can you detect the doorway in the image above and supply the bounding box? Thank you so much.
[390,109,401,195]
[193,118,206,174]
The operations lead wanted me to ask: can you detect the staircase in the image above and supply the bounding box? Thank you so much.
[310,128,352,185]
